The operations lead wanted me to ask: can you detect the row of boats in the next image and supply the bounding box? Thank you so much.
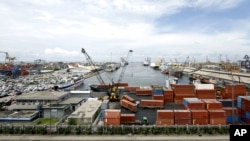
[0,70,85,98]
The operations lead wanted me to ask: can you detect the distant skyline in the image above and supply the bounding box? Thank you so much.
[0,0,250,63]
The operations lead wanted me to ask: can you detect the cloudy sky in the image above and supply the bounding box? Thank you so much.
[0,0,250,63]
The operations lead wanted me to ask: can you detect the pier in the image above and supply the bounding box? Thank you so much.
[183,67,250,85]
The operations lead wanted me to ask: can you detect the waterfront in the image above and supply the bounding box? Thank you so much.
[77,62,190,91]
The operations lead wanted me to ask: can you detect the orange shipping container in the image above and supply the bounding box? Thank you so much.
[104,109,121,119]
[121,94,135,103]
[140,100,164,108]
[104,118,120,126]
[136,89,153,95]
[187,101,206,110]
[120,114,136,124]
[201,99,223,109]
[174,110,191,119]
[175,119,192,125]
[157,110,174,119]
[192,118,209,125]
[156,119,174,125]
[153,95,164,101]
[120,99,137,112]
[173,84,195,95]
[196,89,216,99]
[209,118,226,125]
[208,109,226,118]
[124,86,140,92]
[191,110,209,119]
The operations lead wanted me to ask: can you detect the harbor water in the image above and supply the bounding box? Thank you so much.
[77,62,190,91]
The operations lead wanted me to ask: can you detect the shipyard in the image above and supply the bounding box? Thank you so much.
[0,47,250,141]
[1,0,250,141]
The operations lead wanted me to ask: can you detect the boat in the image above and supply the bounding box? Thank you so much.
[143,57,151,66]
[55,74,84,91]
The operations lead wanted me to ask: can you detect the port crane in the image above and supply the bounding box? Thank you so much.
[0,51,16,64]
[110,50,133,100]
[81,48,133,101]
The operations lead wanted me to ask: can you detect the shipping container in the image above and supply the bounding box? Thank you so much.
[140,99,164,108]
[208,109,226,118]
[217,99,234,107]
[156,119,174,125]
[174,110,191,119]
[209,118,226,125]
[124,86,140,92]
[175,119,192,125]
[237,96,250,108]
[195,89,216,99]
[136,89,153,95]
[172,84,195,95]
[104,118,120,125]
[104,109,121,119]
[191,110,209,119]
[157,110,174,119]
[201,99,223,109]
[192,118,209,125]
[120,99,137,112]
[121,94,136,103]
[153,94,164,102]
[120,114,136,124]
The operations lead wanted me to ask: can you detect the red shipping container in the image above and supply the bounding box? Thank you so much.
[121,94,135,103]
[191,110,209,119]
[173,84,195,95]
[104,109,121,118]
[120,99,137,112]
[140,100,164,108]
[174,110,191,119]
[156,119,174,125]
[209,118,226,125]
[208,109,226,118]
[201,99,223,109]
[175,119,192,125]
[225,84,246,95]
[222,107,239,116]
[136,89,153,95]
[104,118,120,125]
[120,114,135,124]
[124,86,140,92]
[192,118,209,125]
[196,89,216,99]
[157,110,174,119]
[187,101,206,110]
[114,82,128,87]
[174,99,183,105]
[153,95,164,101]
[242,98,250,112]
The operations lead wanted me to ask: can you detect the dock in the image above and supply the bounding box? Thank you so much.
[183,67,250,84]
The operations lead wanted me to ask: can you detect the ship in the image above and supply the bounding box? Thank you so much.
[55,74,84,91]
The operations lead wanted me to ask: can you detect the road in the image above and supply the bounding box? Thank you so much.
[0,135,229,141]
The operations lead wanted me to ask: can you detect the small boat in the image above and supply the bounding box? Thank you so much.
[143,57,150,66]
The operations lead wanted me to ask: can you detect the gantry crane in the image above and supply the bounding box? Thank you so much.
[81,48,133,101]
[0,51,16,64]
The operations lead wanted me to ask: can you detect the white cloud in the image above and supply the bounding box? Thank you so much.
[0,0,249,62]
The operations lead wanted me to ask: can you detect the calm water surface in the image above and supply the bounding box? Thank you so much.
[77,62,190,91]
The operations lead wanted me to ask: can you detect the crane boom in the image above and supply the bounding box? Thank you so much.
[81,48,105,85]
[117,50,133,84]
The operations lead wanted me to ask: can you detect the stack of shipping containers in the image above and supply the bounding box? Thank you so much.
[104,109,121,126]
[156,110,174,125]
